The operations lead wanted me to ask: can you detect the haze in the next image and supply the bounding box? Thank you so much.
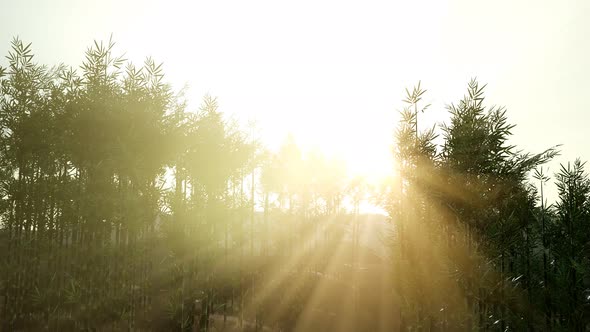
[2,0,588,188]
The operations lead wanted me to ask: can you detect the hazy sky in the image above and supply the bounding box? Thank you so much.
[1,0,588,199]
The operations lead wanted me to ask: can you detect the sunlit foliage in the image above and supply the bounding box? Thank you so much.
[0,38,589,332]
[387,79,590,331]
[0,39,377,331]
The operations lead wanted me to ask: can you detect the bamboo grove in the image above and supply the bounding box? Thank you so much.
[0,38,381,331]
[387,80,590,330]
[0,38,589,331]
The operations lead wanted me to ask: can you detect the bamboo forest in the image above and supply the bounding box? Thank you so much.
[1,22,590,332]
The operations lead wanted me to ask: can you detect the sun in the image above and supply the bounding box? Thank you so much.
[344,146,394,182]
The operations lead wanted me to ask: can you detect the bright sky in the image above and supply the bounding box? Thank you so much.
[1,0,589,200]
